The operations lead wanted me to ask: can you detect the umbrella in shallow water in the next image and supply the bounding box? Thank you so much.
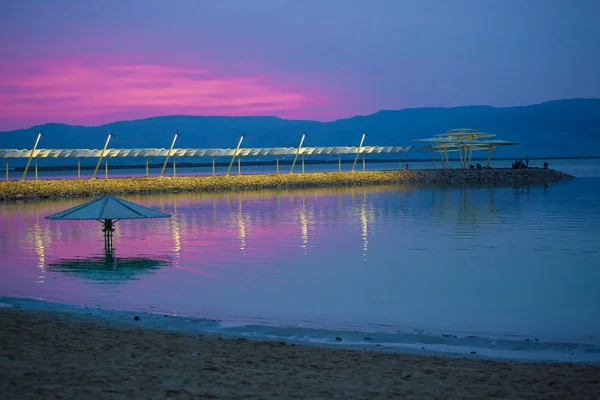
[45,196,171,249]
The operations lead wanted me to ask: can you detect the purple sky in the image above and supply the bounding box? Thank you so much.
[1,0,598,130]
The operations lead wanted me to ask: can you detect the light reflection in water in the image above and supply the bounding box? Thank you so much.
[32,211,46,283]
[171,199,181,264]
[360,193,369,260]
[236,196,247,253]
[0,180,599,345]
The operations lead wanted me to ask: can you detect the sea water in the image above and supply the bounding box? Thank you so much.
[1,159,599,362]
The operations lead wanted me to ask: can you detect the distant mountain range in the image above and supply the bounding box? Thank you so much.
[1,99,599,160]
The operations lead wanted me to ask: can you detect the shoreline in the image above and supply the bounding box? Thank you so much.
[0,168,573,201]
[2,296,599,364]
[1,302,599,399]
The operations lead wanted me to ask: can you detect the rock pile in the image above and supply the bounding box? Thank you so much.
[0,168,574,201]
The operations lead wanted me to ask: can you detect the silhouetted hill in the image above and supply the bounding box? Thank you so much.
[1,99,599,159]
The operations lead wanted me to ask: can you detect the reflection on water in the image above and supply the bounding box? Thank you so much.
[1,176,600,351]
[47,249,170,284]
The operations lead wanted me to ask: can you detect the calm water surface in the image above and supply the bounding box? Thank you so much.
[1,160,599,361]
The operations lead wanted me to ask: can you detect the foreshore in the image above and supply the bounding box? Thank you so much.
[1,307,598,399]
[0,168,573,201]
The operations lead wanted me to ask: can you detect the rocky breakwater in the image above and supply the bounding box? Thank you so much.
[0,168,573,201]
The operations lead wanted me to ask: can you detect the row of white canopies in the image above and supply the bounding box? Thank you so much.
[0,131,414,180]
[1,128,519,180]
[0,146,413,159]
[412,129,519,169]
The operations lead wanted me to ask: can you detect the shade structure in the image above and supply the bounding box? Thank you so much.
[46,196,171,250]
[45,196,171,220]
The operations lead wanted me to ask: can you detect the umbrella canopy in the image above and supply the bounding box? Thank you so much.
[46,196,171,221]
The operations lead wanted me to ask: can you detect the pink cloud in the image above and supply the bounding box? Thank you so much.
[0,54,344,130]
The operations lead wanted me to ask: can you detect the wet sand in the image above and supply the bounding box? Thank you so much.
[1,309,599,399]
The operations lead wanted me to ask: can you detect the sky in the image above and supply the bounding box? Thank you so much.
[0,0,599,130]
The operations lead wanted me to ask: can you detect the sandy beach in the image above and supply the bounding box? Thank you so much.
[1,308,599,399]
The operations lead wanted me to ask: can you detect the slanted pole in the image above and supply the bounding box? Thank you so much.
[351,132,367,172]
[92,132,112,179]
[160,131,179,177]
[226,134,245,176]
[290,133,306,173]
[22,130,42,181]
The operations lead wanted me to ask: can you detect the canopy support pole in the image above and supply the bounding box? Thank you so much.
[351,132,367,172]
[226,134,244,176]
[301,154,305,173]
[145,157,149,177]
[276,155,279,174]
[173,156,177,177]
[160,131,179,177]
[102,219,115,250]
[486,147,494,167]
[338,155,341,172]
[22,130,42,181]
[467,145,474,168]
[105,158,108,179]
[290,133,306,174]
[92,132,112,179]
[77,158,81,179]
[437,148,445,168]
[35,158,38,180]
[444,147,449,168]
[237,156,241,175]
[430,148,437,169]
[212,157,215,176]
[362,153,366,171]
[5,159,8,181]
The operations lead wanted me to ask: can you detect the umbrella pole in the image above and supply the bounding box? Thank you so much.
[102,219,115,249]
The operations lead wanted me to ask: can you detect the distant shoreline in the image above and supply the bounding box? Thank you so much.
[4,155,599,173]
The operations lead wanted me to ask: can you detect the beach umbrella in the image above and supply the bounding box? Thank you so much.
[46,196,171,248]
